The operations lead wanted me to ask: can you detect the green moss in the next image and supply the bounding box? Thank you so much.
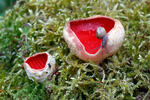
[0,0,150,99]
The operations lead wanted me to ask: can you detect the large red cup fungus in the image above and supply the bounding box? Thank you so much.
[63,15,125,64]
[24,52,56,82]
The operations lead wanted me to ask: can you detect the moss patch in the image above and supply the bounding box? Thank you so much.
[0,0,150,99]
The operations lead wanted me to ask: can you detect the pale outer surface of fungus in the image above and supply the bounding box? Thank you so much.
[24,52,56,82]
[63,15,125,64]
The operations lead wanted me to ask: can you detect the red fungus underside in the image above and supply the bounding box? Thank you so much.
[70,17,115,54]
[25,53,48,70]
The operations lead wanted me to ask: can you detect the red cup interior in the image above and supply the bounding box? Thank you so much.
[70,17,115,54]
[25,53,48,70]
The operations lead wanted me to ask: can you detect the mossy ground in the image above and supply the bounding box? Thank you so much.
[0,0,150,99]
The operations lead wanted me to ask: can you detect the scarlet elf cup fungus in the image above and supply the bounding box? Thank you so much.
[24,52,56,82]
[63,15,125,64]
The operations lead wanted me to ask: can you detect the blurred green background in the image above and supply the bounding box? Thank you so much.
[0,0,16,15]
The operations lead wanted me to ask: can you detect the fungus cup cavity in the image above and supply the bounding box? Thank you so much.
[24,52,56,82]
[63,15,125,64]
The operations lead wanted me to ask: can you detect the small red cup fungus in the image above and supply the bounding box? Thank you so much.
[24,52,56,82]
[63,15,125,64]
